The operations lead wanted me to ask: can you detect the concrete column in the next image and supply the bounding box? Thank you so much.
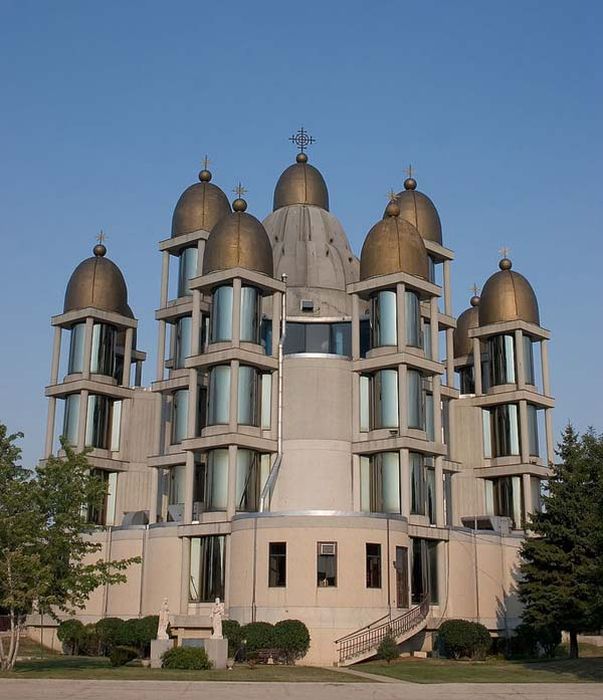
[446,328,454,387]
[545,408,555,465]
[154,393,165,456]
[351,453,361,511]
[514,330,525,390]
[519,399,529,462]
[122,327,134,387]
[156,321,166,381]
[50,326,62,384]
[196,239,206,275]
[232,278,242,348]
[148,467,160,524]
[226,444,238,518]
[44,398,57,458]
[160,251,170,307]
[522,472,532,526]
[435,456,444,527]
[433,375,442,442]
[352,371,360,437]
[191,290,201,356]
[179,537,191,614]
[77,389,89,450]
[183,450,195,523]
[400,449,410,518]
[430,297,439,362]
[229,360,239,432]
[82,318,94,379]
[443,260,452,316]
[187,370,198,438]
[351,293,360,360]
[271,291,280,357]
[398,364,407,431]
[473,337,483,395]
[396,283,406,351]
[541,339,551,396]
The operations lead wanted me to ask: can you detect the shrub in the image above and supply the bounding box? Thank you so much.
[109,645,139,667]
[96,617,126,655]
[509,623,561,659]
[57,619,86,655]
[272,619,310,663]
[161,646,212,670]
[377,631,399,663]
[223,619,243,657]
[80,623,102,656]
[437,619,491,660]
[241,621,275,652]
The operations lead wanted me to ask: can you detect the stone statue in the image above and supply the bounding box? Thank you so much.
[210,597,225,639]
[157,597,170,640]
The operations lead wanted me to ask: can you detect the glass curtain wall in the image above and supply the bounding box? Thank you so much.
[240,286,261,344]
[171,389,189,444]
[405,291,421,347]
[68,323,86,373]
[360,452,401,513]
[63,394,80,445]
[211,286,233,342]
[206,449,228,510]
[489,334,516,386]
[208,365,231,425]
[178,247,198,298]
[372,290,397,347]
[372,369,399,429]
[189,535,226,602]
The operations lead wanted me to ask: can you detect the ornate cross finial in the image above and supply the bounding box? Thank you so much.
[405,164,414,179]
[289,126,315,153]
[499,246,510,258]
[471,283,480,296]
[202,155,211,170]
[387,189,398,202]
[96,230,106,244]
[233,182,247,198]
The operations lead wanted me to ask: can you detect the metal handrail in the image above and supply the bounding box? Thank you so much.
[335,596,430,663]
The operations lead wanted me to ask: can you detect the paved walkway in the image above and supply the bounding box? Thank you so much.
[2,680,603,700]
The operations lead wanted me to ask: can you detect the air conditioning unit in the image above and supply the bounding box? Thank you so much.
[319,543,336,556]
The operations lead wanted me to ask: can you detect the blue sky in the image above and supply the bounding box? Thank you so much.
[0,0,601,466]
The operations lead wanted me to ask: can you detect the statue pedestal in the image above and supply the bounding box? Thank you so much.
[150,638,173,668]
[203,637,228,670]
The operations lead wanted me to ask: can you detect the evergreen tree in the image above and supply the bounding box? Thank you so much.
[518,425,603,658]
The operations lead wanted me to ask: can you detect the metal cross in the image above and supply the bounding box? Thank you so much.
[499,246,510,258]
[202,155,211,170]
[405,164,414,179]
[96,230,106,244]
[471,283,480,296]
[233,182,247,198]
[289,126,315,153]
[387,189,398,202]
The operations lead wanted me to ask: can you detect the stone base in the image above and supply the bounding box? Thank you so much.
[150,638,173,668]
[203,637,228,670]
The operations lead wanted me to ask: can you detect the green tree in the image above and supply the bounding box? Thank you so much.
[0,428,139,671]
[376,631,399,663]
[518,425,603,658]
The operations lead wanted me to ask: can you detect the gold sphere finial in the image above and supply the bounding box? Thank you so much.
[499,257,512,270]
[232,182,248,211]
[94,230,107,256]
[296,152,308,164]
[403,164,417,190]
[385,190,400,217]
[470,283,480,306]
[199,155,212,182]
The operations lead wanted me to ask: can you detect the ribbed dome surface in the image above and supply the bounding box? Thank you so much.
[263,204,358,290]
[360,215,429,281]
[479,260,540,326]
[454,304,479,358]
[273,160,329,211]
[203,208,274,277]
[171,179,231,237]
[385,179,442,244]
[64,247,132,316]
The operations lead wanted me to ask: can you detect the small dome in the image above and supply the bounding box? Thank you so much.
[479,258,540,326]
[454,295,480,358]
[171,168,231,237]
[203,198,274,277]
[273,153,329,211]
[385,177,442,244]
[360,207,429,281]
[64,244,132,316]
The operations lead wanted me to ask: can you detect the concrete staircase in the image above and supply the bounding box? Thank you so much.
[334,597,429,666]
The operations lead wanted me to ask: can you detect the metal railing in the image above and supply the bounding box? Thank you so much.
[335,597,429,664]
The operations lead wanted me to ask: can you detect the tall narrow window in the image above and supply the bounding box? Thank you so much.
[407,370,424,429]
[171,389,189,444]
[490,476,523,528]
[459,365,475,394]
[237,366,259,426]
[317,542,337,587]
[67,323,86,374]
[235,450,269,512]
[492,403,520,457]
[207,365,231,425]
[178,246,198,297]
[366,543,382,588]
[423,321,432,358]
[240,286,261,343]
[425,393,435,441]
[373,369,399,429]
[426,465,436,524]
[206,449,228,511]
[410,452,426,515]
[211,285,233,342]
[110,400,122,452]
[85,394,111,449]
[489,334,516,386]
[90,324,116,376]
[361,452,401,514]
[88,469,117,526]
[189,535,226,602]
[359,374,370,432]
[482,408,492,458]
[372,290,397,347]
[523,335,535,385]
[62,394,80,446]
[527,404,540,457]
[405,291,421,347]
[174,316,192,369]
[411,538,439,604]
[261,373,272,429]
[269,542,287,587]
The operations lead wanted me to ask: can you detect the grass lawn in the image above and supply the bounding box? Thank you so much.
[0,641,362,682]
[360,653,603,684]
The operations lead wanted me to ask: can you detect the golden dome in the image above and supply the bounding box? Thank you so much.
[384,177,442,244]
[64,244,132,317]
[203,198,274,277]
[171,169,231,237]
[453,295,480,358]
[360,203,429,281]
[479,258,540,326]
[273,153,329,211]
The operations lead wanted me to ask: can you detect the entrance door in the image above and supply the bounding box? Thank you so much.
[395,546,409,609]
